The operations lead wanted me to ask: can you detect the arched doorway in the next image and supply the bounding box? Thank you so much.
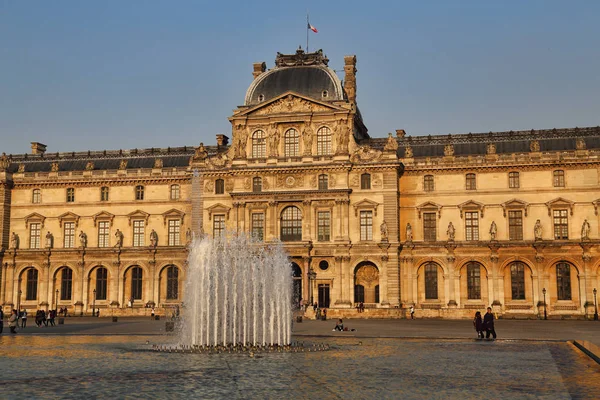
[291,262,302,309]
[354,262,380,304]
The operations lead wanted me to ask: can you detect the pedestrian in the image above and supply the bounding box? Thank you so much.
[322,308,327,321]
[42,310,48,327]
[8,309,18,334]
[21,309,27,328]
[360,302,364,313]
[313,302,317,312]
[410,305,415,320]
[473,311,484,339]
[483,307,497,339]
[96,309,100,317]
[0,307,4,334]
[49,309,56,326]
[151,307,155,320]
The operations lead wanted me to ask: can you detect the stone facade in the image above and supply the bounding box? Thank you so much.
[1,49,599,319]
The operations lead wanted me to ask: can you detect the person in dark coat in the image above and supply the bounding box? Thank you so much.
[473,311,484,339]
[483,307,497,339]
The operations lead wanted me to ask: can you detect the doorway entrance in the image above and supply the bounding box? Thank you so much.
[318,284,330,308]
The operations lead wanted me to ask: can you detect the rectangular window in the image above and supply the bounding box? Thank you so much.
[467,264,481,300]
[360,211,373,241]
[508,210,523,241]
[423,175,434,192]
[29,223,41,249]
[32,189,41,204]
[213,215,225,237]
[251,213,264,241]
[360,174,371,190]
[423,212,437,241]
[98,221,110,248]
[170,185,180,200]
[465,173,476,190]
[509,172,520,189]
[553,209,568,239]
[556,263,572,300]
[510,263,525,300]
[60,268,73,300]
[424,264,438,300]
[100,187,109,201]
[465,211,479,241]
[317,211,331,241]
[133,220,145,247]
[168,220,181,246]
[215,180,225,195]
[63,222,75,248]
[553,170,565,187]
[66,188,75,203]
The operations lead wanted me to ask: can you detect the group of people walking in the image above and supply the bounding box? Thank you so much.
[0,308,63,334]
[473,307,497,339]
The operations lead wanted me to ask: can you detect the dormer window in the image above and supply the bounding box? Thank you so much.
[322,90,329,99]
[258,94,265,102]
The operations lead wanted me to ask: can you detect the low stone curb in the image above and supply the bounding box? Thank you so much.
[572,340,600,364]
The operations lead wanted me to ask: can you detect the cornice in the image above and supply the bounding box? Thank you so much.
[402,158,600,174]
[13,175,190,188]
[231,188,352,198]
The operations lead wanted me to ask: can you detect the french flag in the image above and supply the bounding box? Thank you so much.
[308,23,318,33]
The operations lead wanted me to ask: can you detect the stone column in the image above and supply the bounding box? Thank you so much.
[380,254,390,307]
[303,200,312,241]
[446,243,458,308]
[268,201,278,241]
[334,256,352,307]
[581,249,593,318]
[342,199,350,240]
[149,259,157,307]
[111,260,121,307]
[41,258,50,311]
[534,253,545,318]
[335,199,343,240]
[490,252,501,315]
[75,260,85,316]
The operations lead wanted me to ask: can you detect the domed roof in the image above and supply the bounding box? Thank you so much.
[245,49,344,106]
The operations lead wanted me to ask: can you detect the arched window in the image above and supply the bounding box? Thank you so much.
[318,174,328,190]
[466,262,481,300]
[424,263,438,300]
[101,186,109,201]
[423,175,434,192]
[510,262,525,300]
[32,189,41,204]
[166,265,179,300]
[291,263,302,309]
[60,268,73,300]
[131,267,143,300]
[317,126,332,155]
[135,185,144,201]
[252,130,266,158]
[253,177,262,192]
[26,268,38,301]
[280,206,302,241]
[466,173,476,190]
[361,173,371,189]
[556,262,571,300]
[170,184,180,200]
[215,179,225,194]
[284,128,299,157]
[96,267,108,300]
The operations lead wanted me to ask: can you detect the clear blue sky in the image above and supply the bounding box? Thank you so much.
[1,1,599,155]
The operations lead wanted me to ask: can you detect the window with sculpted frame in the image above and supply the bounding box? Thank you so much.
[60,268,73,300]
[251,130,266,158]
[32,188,41,204]
[168,219,180,246]
[98,221,110,248]
[360,210,373,241]
[465,211,479,241]
[215,179,225,195]
[66,187,75,203]
[553,170,565,187]
[63,222,75,248]
[170,184,180,200]
[510,262,526,300]
[556,262,572,301]
[316,126,332,155]
[508,210,523,240]
[424,263,438,300]
[465,173,476,190]
[280,206,302,242]
[166,265,179,300]
[96,267,108,300]
[423,175,434,192]
[318,174,328,190]
[508,172,520,189]
[251,213,264,241]
[135,185,144,201]
[423,212,437,241]
[284,128,299,157]
[29,222,41,249]
[133,220,145,247]
[467,262,481,300]
[317,211,331,241]
[553,209,568,239]
[252,177,262,193]
[361,173,371,190]
[101,186,109,201]
[213,215,226,237]
[26,268,38,301]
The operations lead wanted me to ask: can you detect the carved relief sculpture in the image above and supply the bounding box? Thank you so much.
[447,222,456,241]
[576,138,586,150]
[10,232,19,249]
[115,229,124,248]
[404,145,413,158]
[186,228,193,244]
[233,125,248,159]
[486,143,496,155]
[489,221,497,241]
[302,125,313,156]
[444,144,454,156]
[0,153,10,172]
[51,162,60,172]
[79,231,88,248]
[204,180,215,193]
[154,158,163,169]
[334,122,350,154]
[581,219,591,240]
[350,145,382,163]
[193,143,208,161]
[18,164,25,173]
[45,231,53,248]
[119,160,128,170]
[150,229,158,247]
[268,126,281,157]
[406,223,413,242]
[534,219,542,240]
[530,140,540,152]
[85,161,94,171]
[380,220,389,242]
[384,133,398,152]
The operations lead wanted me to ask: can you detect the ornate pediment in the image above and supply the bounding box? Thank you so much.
[24,212,45,228]
[93,211,115,227]
[501,199,529,217]
[416,201,442,219]
[353,199,379,217]
[127,210,150,225]
[207,203,231,220]
[58,212,80,228]
[350,145,382,163]
[236,92,343,117]
[162,208,185,225]
[545,197,574,216]
[458,200,485,218]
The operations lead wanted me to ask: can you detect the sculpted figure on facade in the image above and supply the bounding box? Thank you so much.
[153,158,163,169]
[406,223,413,242]
[302,124,313,155]
[119,159,128,170]
[334,122,350,154]
[530,140,540,152]
[486,143,496,155]
[85,161,95,171]
[10,232,19,250]
[534,219,543,240]
[576,138,586,150]
[194,143,208,160]
[45,231,53,248]
[233,125,248,159]
[150,229,158,247]
[384,133,398,152]
[0,152,11,172]
[489,221,497,241]
[404,145,413,158]
[268,126,281,157]
[380,220,389,242]
[17,164,25,173]
[186,228,193,244]
[447,222,456,241]
[51,162,60,172]
[79,231,88,248]
[115,229,124,248]
[444,144,454,156]
[581,219,591,240]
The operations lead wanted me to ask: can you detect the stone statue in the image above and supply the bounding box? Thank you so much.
[447,222,456,241]
[530,140,540,152]
[45,231,53,248]
[486,143,496,155]
[194,143,208,160]
[269,128,280,157]
[581,219,591,240]
[404,145,413,158]
[406,223,413,242]
[119,159,128,170]
[115,229,124,248]
[576,138,586,150]
[444,144,454,156]
[380,220,389,241]
[534,219,542,240]
[0,152,10,171]
[79,231,88,248]
[10,232,19,249]
[185,228,193,244]
[384,133,398,151]
[489,221,497,241]
[335,122,349,154]
[153,158,163,169]
[302,125,313,155]
[150,229,158,247]
[51,162,59,172]
[233,126,247,159]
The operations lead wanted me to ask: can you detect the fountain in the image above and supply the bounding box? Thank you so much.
[179,233,293,348]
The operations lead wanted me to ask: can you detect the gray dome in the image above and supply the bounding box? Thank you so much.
[244,49,344,106]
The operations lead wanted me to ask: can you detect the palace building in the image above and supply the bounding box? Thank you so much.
[1,48,599,319]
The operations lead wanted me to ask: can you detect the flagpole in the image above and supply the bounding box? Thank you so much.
[306,13,309,52]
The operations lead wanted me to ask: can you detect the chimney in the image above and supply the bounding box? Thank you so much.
[252,62,266,80]
[343,55,357,102]
[31,142,47,155]
[396,129,406,138]
[216,134,229,147]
